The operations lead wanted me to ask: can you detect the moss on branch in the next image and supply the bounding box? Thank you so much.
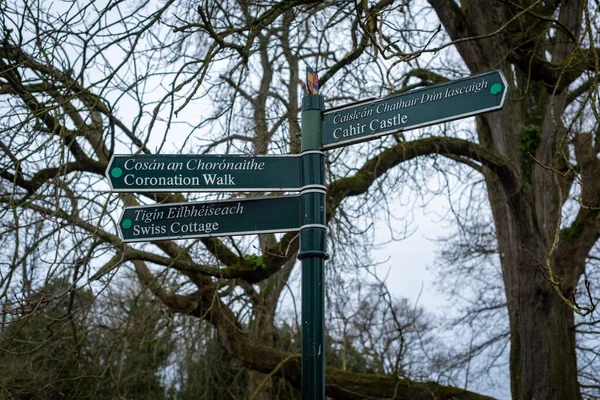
[325,367,496,399]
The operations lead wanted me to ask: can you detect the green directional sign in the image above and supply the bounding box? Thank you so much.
[322,69,509,149]
[107,152,324,192]
[118,193,318,242]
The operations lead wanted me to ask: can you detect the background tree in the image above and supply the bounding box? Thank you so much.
[0,277,97,398]
[0,1,598,400]
[0,274,176,399]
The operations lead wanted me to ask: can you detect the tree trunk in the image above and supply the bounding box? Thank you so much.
[427,0,591,393]
[244,258,296,399]
[245,294,276,400]
[485,159,581,400]
[247,370,272,400]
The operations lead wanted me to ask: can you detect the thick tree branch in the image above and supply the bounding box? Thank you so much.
[183,272,498,400]
[0,158,104,195]
[427,0,490,71]
[137,240,497,400]
[327,136,520,216]
[319,19,370,87]
[555,133,600,291]
[507,47,599,93]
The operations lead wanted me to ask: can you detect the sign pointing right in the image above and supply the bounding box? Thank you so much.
[322,69,509,149]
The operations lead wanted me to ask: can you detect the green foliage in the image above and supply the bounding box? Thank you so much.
[326,335,381,374]
[108,291,175,400]
[0,277,97,399]
[560,218,585,244]
[244,254,266,270]
[176,338,247,400]
[0,277,174,400]
[0,276,426,399]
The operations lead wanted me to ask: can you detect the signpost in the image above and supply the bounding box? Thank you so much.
[107,69,509,400]
[322,69,508,149]
[299,95,327,399]
[107,152,325,192]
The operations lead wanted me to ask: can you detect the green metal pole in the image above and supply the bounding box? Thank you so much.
[299,94,327,400]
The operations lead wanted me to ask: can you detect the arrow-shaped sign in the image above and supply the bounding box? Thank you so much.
[118,193,325,242]
[106,152,324,192]
[322,69,509,149]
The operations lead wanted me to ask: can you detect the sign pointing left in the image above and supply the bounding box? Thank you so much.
[118,193,317,242]
[106,153,323,192]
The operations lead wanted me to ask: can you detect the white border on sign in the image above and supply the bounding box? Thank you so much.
[118,190,327,242]
[322,70,509,150]
[105,150,326,192]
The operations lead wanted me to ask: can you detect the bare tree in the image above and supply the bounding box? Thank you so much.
[0,1,599,399]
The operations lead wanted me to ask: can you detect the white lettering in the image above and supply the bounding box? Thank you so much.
[368,113,408,132]
[171,221,220,235]
[124,159,165,171]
